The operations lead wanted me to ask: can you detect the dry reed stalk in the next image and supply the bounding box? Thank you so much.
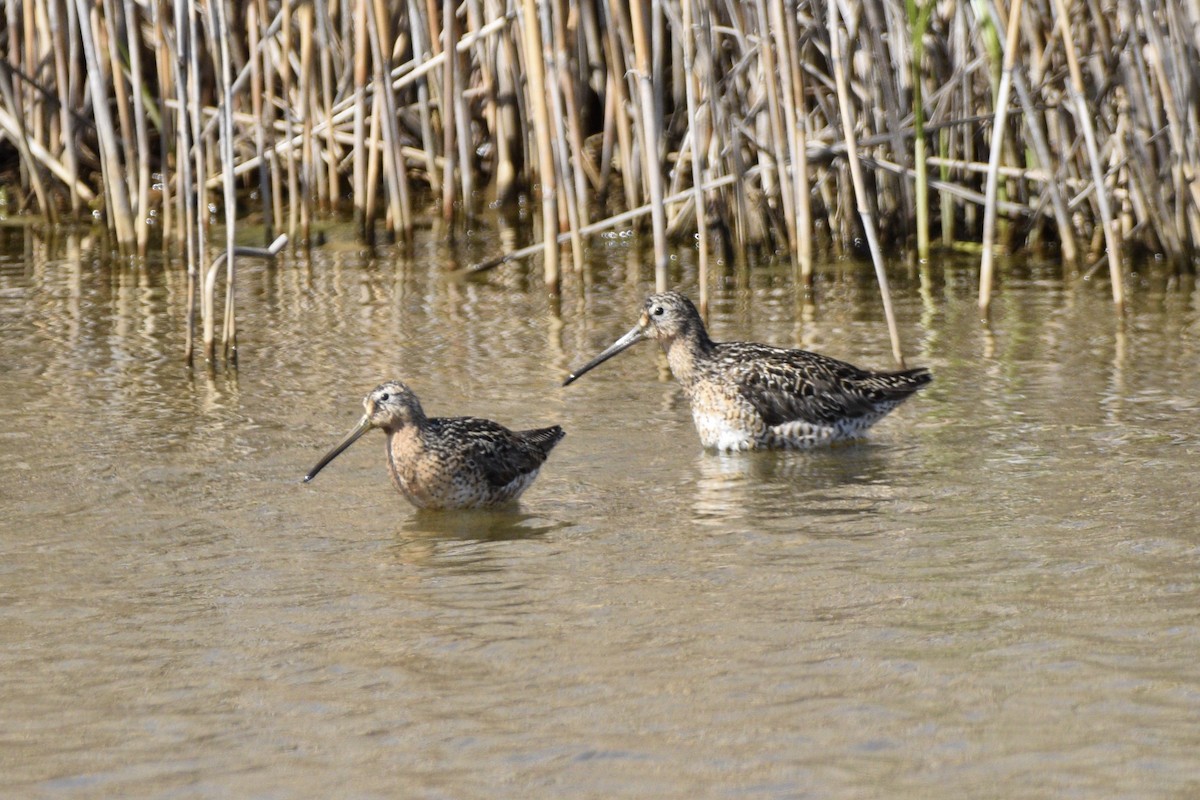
[714,4,754,263]
[124,0,151,255]
[168,0,196,360]
[0,103,95,203]
[194,10,510,197]
[256,0,284,240]
[1052,0,1123,313]
[464,0,489,173]
[44,0,80,214]
[545,0,584,273]
[600,7,637,219]
[777,0,812,282]
[298,0,315,243]
[978,0,1023,318]
[151,0,173,246]
[629,0,669,291]
[696,2,743,266]
[1011,70,1077,265]
[317,2,341,214]
[486,0,518,204]
[519,0,559,291]
[13,0,30,161]
[100,0,135,214]
[75,0,135,248]
[210,0,238,362]
[406,0,443,200]
[556,3,591,231]
[280,0,299,240]
[830,0,906,367]
[352,0,368,235]
[754,0,796,265]
[26,2,44,163]
[248,3,271,239]
[366,0,413,239]
[1138,0,1200,253]
[680,0,711,311]
[452,3,475,221]
[364,90,382,234]
[907,0,932,260]
[860,155,1034,217]
[440,0,458,221]
[188,0,209,347]
[0,62,54,218]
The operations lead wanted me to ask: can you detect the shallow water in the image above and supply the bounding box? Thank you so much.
[2,224,1199,798]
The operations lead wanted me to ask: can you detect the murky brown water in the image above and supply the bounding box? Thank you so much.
[2,222,1199,798]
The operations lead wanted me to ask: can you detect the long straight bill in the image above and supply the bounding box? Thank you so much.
[303,416,372,482]
[562,325,647,386]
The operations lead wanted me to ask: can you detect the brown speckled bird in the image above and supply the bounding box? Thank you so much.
[304,381,564,509]
[563,292,931,451]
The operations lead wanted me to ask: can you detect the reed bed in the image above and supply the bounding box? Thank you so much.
[2,0,1198,358]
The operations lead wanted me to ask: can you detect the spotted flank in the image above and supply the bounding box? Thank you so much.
[304,381,564,510]
[564,291,931,452]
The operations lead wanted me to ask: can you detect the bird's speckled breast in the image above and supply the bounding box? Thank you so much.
[384,427,543,509]
[685,378,764,451]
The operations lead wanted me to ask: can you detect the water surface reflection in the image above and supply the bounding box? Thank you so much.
[2,229,1199,797]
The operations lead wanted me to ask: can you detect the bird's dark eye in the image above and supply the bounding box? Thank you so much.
[380,393,390,402]
[652,306,664,316]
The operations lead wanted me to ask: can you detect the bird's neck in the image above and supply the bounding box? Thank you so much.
[385,423,426,460]
[662,329,714,388]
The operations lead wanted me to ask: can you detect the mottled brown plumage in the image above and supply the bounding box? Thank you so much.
[564,292,931,451]
[304,381,564,509]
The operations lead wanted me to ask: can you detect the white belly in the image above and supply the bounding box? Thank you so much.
[692,409,756,452]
